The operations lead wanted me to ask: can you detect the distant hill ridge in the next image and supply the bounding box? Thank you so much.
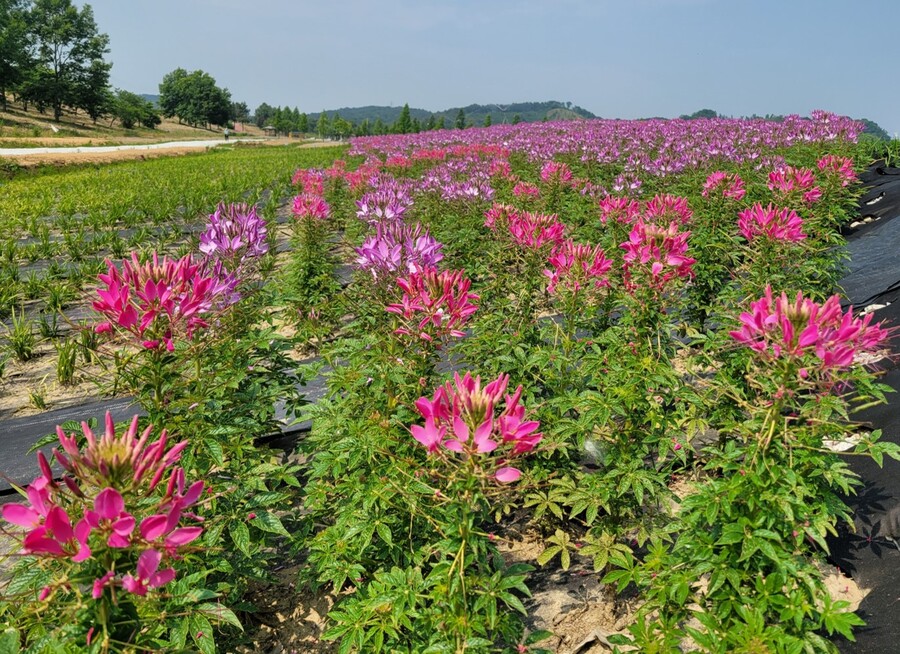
[306,101,596,126]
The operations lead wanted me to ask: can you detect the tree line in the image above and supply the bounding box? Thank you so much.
[252,102,524,139]
[0,0,246,130]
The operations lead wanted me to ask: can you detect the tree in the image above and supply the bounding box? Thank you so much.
[254,101,273,127]
[455,108,466,129]
[411,116,421,133]
[435,115,446,130]
[483,114,492,127]
[72,57,112,121]
[297,112,308,133]
[29,0,111,122]
[511,114,521,125]
[680,108,718,120]
[112,89,159,129]
[0,0,33,111]
[425,113,436,131]
[395,102,412,134]
[373,117,385,135]
[158,68,231,127]
[230,100,249,122]
[316,111,329,139]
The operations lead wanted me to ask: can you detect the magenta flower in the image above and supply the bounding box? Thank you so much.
[512,181,540,199]
[544,240,612,296]
[643,194,693,225]
[84,488,135,548]
[738,202,807,243]
[356,187,413,224]
[729,286,889,370]
[508,211,566,250]
[121,549,176,596]
[768,165,822,205]
[540,161,573,185]
[55,413,188,492]
[411,372,542,482]
[2,476,53,529]
[701,171,747,201]
[291,168,325,195]
[93,252,218,351]
[484,203,520,231]
[386,268,479,342]
[621,220,695,291]
[355,222,444,282]
[598,196,641,225]
[817,154,857,187]
[22,506,91,562]
[292,194,331,221]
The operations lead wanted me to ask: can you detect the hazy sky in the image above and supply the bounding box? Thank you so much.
[81,0,900,134]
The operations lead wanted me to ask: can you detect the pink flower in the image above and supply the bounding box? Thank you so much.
[92,571,116,599]
[508,211,566,250]
[411,372,542,482]
[621,220,695,292]
[121,549,176,596]
[729,286,889,371]
[701,171,746,201]
[512,181,541,199]
[817,155,857,187]
[544,240,612,296]
[22,506,91,562]
[84,488,135,548]
[768,165,821,206]
[386,268,479,342]
[643,194,693,225]
[292,194,331,221]
[598,196,641,225]
[738,203,807,243]
[540,161,573,185]
[93,252,218,351]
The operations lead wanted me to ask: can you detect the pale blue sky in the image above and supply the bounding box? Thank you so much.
[81,0,900,134]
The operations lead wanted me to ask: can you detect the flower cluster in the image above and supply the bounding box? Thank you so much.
[291,168,325,195]
[356,186,414,224]
[701,171,747,201]
[620,221,695,291]
[411,372,542,482]
[738,203,807,243]
[730,287,889,372]
[354,221,444,282]
[93,252,218,351]
[767,165,822,204]
[540,161,573,185]
[512,181,541,199]
[385,268,479,342]
[199,202,269,265]
[817,154,857,187]
[508,211,567,250]
[292,193,331,221]
[1,413,203,601]
[598,196,641,225]
[643,194,693,225]
[544,240,612,296]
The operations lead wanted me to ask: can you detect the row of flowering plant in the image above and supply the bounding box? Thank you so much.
[1,413,215,652]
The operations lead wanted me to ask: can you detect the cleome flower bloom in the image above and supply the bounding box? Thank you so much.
[729,286,889,371]
[354,221,444,282]
[767,165,822,205]
[643,194,693,225]
[544,240,613,296]
[386,268,479,342]
[540,161,574,185]
[598,195,641,225]
[0,412,203,602]
[816,154,857,187]
[93,252,218,351]
[198,202,269,265]
[508,211,567,250]
[411,372,542,482]
[738,202,807,243]
[701,171,747,201]
[356,187,414,224]
[292,193,331,221]
[621,220,695,291]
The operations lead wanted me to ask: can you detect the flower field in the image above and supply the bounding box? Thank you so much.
[2,112,899,653]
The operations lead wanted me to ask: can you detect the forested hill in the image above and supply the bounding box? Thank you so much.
[307,101,597,127]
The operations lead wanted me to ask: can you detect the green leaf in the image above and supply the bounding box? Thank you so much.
[204,438,224,466]
[198,602,243,631]
[0,629,20,654]
[190,615,215,654]
[525,630,553,645]
[229,522,251,558]
[375,522,393,547]
[252,511,291,537]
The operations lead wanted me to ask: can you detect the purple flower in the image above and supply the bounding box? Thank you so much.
[355,222,444,281]
[199,203,268,263]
